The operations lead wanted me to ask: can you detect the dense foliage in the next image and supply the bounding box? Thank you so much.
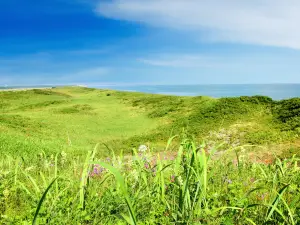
[273,98,300,131]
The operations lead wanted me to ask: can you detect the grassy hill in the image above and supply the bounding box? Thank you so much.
[1,87,300,224]
[1,87,299,159]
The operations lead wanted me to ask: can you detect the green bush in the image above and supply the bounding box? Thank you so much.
[240,95,273,104]
[273,98,300,130]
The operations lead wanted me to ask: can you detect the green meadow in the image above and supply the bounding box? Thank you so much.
[1,87,300,224]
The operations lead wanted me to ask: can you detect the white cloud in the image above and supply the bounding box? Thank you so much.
[138,54,220,67]
[96,0,300,49]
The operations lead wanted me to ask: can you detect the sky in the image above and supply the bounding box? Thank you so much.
[1,0,300,86]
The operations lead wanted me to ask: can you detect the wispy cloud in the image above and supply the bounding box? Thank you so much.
[138,54,220,67]
[96,0,300,49]
[0,50,111,86]
[60,67,110,82]
[0,66,110,86]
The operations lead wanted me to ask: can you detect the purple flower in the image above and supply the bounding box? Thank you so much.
[261,193,267,200]
[144,163,150,169]
[170,175,175,183]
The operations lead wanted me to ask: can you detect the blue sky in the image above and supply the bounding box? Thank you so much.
[1,0,300,86]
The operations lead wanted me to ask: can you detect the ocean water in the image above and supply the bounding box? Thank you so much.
[0,85,53,90]
[93,84,300,100]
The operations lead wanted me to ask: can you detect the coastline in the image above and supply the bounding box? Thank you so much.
[0,87,54,92]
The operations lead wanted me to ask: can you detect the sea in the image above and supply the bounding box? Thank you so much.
[1,84,300,100]
[92,84,300,100]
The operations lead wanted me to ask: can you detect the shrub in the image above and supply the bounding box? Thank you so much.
[273,98,300,130]
[240,95,273,104]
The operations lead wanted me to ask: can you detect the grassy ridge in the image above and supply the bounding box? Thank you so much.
[1,87,300,158]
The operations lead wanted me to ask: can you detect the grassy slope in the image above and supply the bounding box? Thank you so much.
[0,87,159,158]
[1,87,299,159]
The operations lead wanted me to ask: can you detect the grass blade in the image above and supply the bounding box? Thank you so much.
[32,178,58,225]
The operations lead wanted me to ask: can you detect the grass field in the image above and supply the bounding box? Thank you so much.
[0,87,161,158]
[1,87,300,224]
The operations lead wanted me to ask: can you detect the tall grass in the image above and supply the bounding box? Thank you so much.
[0,138,300,224]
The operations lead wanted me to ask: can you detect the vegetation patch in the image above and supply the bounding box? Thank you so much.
[273,98,300,131]
[0,114,43,130]
[32,89,71,97]
[17,100,68,111]
[57,104,95,114]
[0,139,300,224]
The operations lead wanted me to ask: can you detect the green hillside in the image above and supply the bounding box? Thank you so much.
[1,87,300,224]
[1,87,299,159]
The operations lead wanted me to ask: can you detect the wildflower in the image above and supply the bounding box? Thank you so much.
[223,176,233,184]
[3,189,9,199]
[61,151,67,164]
[257,193,268,201]
[177,176,184,186]
[170,175,175,183]
[89,171,94,177]
[99,167,105,173]
[151,168,157,177]
[261,193,267,200]
[250,177,256,183]
[138,145,148,153]
[93,167,99,174]
[144,163,150,169]
[226,179,233,184]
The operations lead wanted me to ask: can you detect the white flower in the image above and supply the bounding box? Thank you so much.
[61,151,67,164]
[138,145,148,153]
[177,176,184,186]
